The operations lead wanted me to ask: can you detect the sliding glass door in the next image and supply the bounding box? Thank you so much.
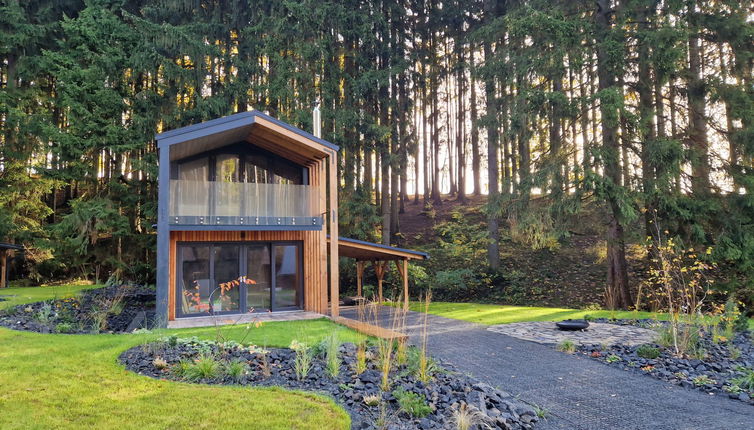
[177,241,301,317]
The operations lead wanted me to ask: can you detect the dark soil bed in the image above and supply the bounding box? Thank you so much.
[573,319,754,407]
[120,338,540,429]
[0,285,156,334]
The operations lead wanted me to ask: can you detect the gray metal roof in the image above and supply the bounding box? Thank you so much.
[155,110,339,151]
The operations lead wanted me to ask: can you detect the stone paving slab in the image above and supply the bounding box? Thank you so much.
[487,321,658,346]
[340,306,754,430]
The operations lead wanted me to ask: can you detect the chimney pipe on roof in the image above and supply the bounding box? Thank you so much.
[312,102,322,138]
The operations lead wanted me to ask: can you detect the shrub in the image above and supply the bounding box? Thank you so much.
[392,388,431,418]
[223,359,249,383]
[556,339,576,353]
[35,302,54,325]
[636,345,660,359]
[606,354,621,363]
[184,355,221,381]
[54,322,74,333]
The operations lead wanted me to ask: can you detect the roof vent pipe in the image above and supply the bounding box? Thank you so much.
[312,102,322,138]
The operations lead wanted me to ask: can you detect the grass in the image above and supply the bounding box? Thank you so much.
[0,284,103,308]
[0,286,360,430]
[403,301,754,330]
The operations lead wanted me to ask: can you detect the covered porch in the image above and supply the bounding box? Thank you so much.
[329,236,429,310]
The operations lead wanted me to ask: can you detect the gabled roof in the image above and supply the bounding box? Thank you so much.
[156,110,338,164]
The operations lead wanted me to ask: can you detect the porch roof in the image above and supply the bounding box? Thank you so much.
[328,236,429,261]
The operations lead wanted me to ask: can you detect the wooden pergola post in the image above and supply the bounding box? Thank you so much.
[356,260,364,297]
[373,260,386,303]
[394,258,409,310]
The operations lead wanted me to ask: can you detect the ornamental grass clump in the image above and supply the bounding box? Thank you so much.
[324,332,341,378]
[224,359,249,383]
[556,339,576,353]
[451,403,487,430]
[636,344,660,359]
[416,291,433,383]
[354,340,367,375]
[731,367,754,392]
[290,340,313,381]
[184,354,221,382]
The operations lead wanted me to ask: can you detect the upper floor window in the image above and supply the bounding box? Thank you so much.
[175,143,304,185]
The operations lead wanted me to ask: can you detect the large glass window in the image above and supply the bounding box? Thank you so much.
[177,242,301,316]
[274,245,300,309]
[212,245,241,313]
[246,245,271,311]
[180,245,211,314]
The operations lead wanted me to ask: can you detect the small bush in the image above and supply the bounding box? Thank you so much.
[35,302,54,325]
[392,388,431,418]
[556,339,576,353]
[606,354,621,363]
[223,359,249,383]
[636,345,660,359]
[184,355,221,381]
[54,322,75,334]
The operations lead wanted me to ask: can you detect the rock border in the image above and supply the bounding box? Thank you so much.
[567,319,754,407]
[0,285,156,334]
[120,338,540,430]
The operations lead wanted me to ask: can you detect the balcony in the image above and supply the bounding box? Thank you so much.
[169,180,322,228]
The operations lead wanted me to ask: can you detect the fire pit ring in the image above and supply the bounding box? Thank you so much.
[556,319,590,331]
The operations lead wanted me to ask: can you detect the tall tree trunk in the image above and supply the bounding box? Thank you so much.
[596,0,632,309]
[687,0,710,195]
[470,48,482,196]
[483,16,500,269]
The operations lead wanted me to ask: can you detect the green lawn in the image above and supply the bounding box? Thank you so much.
[406,301,754,330]
[0,284,103,308]
[0,286,359,430]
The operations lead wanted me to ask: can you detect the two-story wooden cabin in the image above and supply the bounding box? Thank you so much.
[155,111,427,327]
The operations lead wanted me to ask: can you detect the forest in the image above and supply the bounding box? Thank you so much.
[1,0,752,312]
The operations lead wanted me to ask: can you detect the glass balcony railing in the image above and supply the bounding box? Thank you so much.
[169,180,322,227]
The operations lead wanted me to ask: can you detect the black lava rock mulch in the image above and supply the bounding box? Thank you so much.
[574,319,754,407]
[120,339,540,430]
[0,285,156,334]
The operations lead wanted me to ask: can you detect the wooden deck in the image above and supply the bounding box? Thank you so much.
[330,315,408,342]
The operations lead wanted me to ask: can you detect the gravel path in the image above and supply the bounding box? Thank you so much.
[340,306,754,430]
